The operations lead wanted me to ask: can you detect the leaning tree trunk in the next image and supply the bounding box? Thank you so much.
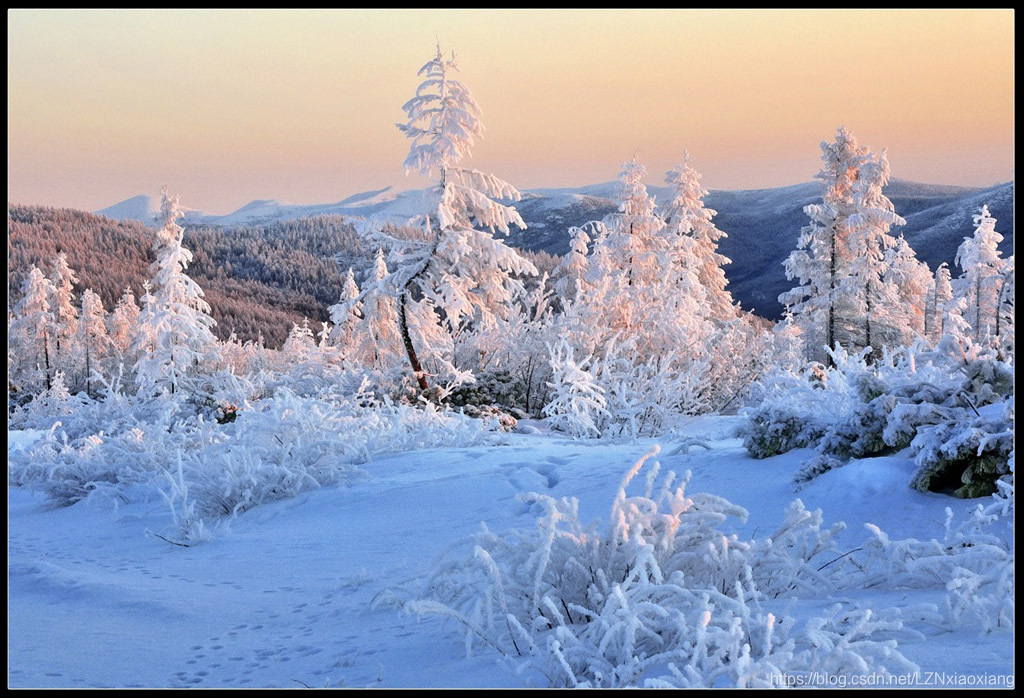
[397,231,441,394]
[398,290,428,392]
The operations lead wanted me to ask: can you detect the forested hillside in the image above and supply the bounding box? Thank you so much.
[7,205,558,347]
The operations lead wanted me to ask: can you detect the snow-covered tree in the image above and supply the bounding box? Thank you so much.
[600,154,668,294]
[364,43,537,392]
[282,317,317,363]
[47,252,80,378]
[77,289,110,397]
[328,267,363,356]
[9,266,55,393]
[661,152,736,322]
[545,153,760,432]
[109,287,141,358]
[780,127,905,363]
[553,224,593,303]
[924,263,953,344]
[881,234,931,346]
[844,147,906,356]
[133,188,219,397]
[357,249,405,371]
[954,205,1007,346]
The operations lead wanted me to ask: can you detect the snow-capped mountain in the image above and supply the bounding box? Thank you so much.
[96,195,206,225]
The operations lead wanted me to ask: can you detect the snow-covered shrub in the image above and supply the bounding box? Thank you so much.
[738,365,854,458]
[409,447,913,687]
[9,386,506,542]
[848,473,1013,632]
[908,398,1013,498]
[542,339,609,439]
[744,340,1015,497]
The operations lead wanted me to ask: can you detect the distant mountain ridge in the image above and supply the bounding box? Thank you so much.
[96,177,1011,320]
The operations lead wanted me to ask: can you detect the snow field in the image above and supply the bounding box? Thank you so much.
[8,415,1013,688]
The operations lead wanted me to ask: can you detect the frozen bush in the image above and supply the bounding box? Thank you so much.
[409,447,913,687]
[848,476,1014,633]
[908,399,1013,498]
[9,385,506,542]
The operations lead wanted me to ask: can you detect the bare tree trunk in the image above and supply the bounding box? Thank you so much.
[974,276,982,344]
[864,281,873,361]
[398,290,428,392]
[43,332,52,392]
[827,230,837,367]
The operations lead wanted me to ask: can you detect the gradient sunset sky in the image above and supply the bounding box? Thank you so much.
[7,9,1014,214]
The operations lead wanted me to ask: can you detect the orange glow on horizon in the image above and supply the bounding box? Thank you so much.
[7,9,1014,213]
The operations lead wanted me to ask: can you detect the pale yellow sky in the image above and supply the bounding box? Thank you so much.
[7,9,1015,213]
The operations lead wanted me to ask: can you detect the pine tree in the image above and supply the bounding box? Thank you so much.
[781,127,864,363]
[133,188,219,397]
[109,287,141,358]
[47,252,80,378]
[10,266,55,393]
[366,43,537,392]
[328,267,363,357]
[358,248,404,371]
[554,224,593,303]
[780,127,905,363]
[881,234,930,346]
[924,263,953,344]
[282,317,317,363]
[661,152,736,322]
[953,205,1007,346]
[77,289,110,397]
[843,147,906,356]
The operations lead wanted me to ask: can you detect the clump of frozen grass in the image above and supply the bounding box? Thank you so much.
[9,385,504,543]
[408,447,916,687]
[849,469,1014,633]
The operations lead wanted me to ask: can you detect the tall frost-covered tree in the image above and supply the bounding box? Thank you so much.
[10,266,55,393]
[661,152,736,322]
[781,127,865,363]
[365,43,537,392]
[48,252,80,378]
[553,224,593,303]
[109,287,141,358]
[954,205,1007,346]
[780,127,905,363]
[844,147,906,356]
[133,188,219,397]
[356,249,404,371]
[77,289,110,397]
[328,267,363,356]
[882,235,931,346]
[924,263,954,344]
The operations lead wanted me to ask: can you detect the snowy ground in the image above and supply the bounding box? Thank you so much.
[8,416,1014,688]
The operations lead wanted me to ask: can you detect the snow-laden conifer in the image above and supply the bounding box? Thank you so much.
[781,128,906,363]
[133,188,219,397]
[109,287,140,358]
[661,152,736,322]
[10,266,56,393]
[77,289,110,397]
[47,252,80,379]
[362,44,537,392]
[953,205,1007,347]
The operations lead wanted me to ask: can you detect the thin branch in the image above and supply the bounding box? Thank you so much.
[816,547,863,572]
